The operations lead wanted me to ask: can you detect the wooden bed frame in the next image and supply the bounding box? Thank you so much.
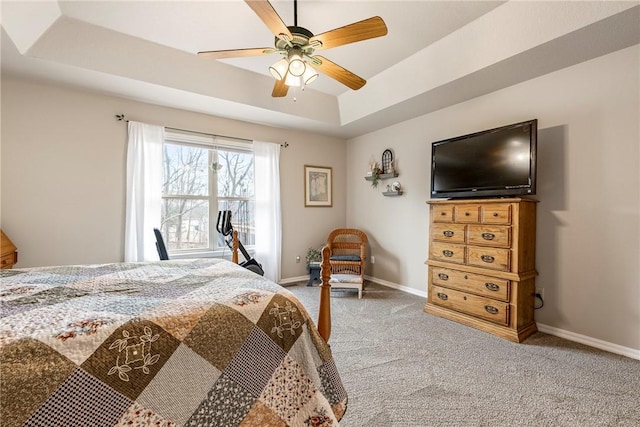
[317,246,332,342]
[231,231,333,342]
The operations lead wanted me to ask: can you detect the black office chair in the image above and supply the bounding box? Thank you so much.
[153,228,169,260]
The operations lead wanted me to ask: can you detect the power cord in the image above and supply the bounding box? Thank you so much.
[534,292,544,309]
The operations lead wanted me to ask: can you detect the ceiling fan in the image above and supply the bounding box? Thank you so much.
[198,0,388,97]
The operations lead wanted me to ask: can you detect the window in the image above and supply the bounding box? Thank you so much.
[160,131,254,255]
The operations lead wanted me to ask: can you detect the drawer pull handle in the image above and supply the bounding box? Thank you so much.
[481,232,495,240]
[440,212,446,216]
[485,305,499,315]
[493,213,498,217]
[465,212,470,216]
[438,273,449,280]
[443,230,454,237]
[442,250,454,257]
[485,282,500,291]
[437,292,448,301]
[481,255,495,263]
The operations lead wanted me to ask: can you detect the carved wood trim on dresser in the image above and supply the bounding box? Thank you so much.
[1,229,18,269]
[424,198,538,343]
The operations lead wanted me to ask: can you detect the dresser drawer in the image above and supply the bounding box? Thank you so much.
[430,241,466,264]
[431,267,510,302]
[431,285,510,326]
[432,205,454,223]
[454,205,480,223]
[481,204,511,224]
[467,246,511,271]
[467,225,511,248]
[431,223,466,244]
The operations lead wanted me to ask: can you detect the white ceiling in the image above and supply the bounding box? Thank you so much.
[2,1,639,138]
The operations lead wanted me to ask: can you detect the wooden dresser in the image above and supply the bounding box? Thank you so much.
[424,198,538,342]
[1,229,18,269]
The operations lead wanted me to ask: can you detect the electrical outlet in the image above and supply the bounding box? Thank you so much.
[296,256,300,264]
[371,256,375,264]
[535,287,544,300]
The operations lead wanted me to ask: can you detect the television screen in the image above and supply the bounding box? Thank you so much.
[430,119,537,199]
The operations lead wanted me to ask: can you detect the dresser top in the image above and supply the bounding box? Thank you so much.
[427,197,538,205]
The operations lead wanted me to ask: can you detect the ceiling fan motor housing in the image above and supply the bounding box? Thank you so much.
[275,26,319,55]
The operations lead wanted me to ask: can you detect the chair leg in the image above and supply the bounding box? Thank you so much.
[358,287,362,299]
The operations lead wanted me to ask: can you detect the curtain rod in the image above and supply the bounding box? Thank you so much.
[115,114,289,148]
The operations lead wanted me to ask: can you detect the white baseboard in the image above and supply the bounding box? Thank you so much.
[279,275,308,286]
[364,275,427,298]
[536,323,640,361]
[281,274,639,361]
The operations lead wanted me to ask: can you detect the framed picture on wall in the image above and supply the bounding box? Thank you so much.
[304,165,332,207]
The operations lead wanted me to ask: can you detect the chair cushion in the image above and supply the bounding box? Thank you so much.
[330,255,361,262]
[329,274,363,284]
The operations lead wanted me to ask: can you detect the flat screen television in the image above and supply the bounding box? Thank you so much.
[430,119,537,199]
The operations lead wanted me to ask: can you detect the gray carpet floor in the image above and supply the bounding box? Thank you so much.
[287,282,640,427]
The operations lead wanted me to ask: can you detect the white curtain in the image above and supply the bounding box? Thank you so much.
[253,141,281,282]
[124,121,165,262]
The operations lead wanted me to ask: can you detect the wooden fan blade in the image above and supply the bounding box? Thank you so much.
[245,0,293,41]
[309,16,388,51]
[198,47,275,59]
[310,55,366,90]
[272,78,289,97]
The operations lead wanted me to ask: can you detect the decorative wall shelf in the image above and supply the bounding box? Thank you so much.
[364,173,398,182]
[367,149,400,193]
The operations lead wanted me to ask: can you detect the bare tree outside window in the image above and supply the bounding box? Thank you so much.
[161,142,255,253]
[216,150,255,247]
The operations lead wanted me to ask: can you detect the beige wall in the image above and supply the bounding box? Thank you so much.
[0,77,346,279]
[346,46,639,351]
[2,46,638,353]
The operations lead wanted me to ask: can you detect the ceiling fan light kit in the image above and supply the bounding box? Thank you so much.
[287,57,305,76]
[198,0,388,97]
[270,59,318,88]
[302,67,319,85]
[284,73,301,87]
[269,58,289,80]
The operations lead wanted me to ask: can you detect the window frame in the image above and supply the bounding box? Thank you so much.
[161,130,255,258]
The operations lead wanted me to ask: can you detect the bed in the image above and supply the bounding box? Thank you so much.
[0,249,345,426]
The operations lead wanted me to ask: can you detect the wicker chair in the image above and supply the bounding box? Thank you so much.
[325,228,368,299]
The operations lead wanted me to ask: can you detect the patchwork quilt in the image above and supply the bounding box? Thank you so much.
[0,259,347,427]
